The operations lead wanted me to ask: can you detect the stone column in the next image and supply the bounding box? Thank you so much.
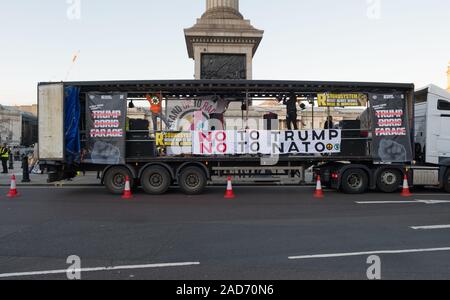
[206,0,239,11]
[203,0,242,19]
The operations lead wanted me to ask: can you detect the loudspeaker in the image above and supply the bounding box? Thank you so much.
[340,120,361,138]
[340,140,367,156]
[263,113,279,130]
[129,119,149,131]
[126,141,155,158]
[126,132,150,141]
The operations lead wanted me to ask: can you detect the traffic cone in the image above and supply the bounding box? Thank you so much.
[314,175,324,199]
[401,174,413,197]
[7,175,19,198]
[224,176,235,199]
[122,176,133,200]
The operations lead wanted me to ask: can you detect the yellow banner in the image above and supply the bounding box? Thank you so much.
[156,132,192,147]
[317,93,368,107]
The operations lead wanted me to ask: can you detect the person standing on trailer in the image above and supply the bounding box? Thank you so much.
[0,143,10,174]
[210,95,230,130]
[147,93,169,131]
[324,116,335,129]
[279,93,299,130]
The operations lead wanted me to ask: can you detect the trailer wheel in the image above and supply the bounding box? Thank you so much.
[104,166,134,195]
[179,166,207,195]
[444,170,450,193]
[141,166,171,195]
[341,169,368,194]
[377,169,402,193]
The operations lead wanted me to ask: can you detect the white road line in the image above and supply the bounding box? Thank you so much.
[0,262,200,279]
[413,194,450,196]
[356,200,450,205]
[288,247,450,260]
[356,201,418,204]
[411,225,450,230]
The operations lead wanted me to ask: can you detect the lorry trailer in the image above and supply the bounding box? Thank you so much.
[36,80,450,195]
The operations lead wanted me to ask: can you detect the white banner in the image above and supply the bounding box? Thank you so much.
[192,130,342,155]
[166,99,219,131]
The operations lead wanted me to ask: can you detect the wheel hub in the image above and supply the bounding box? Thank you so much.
[113,174,125,187]
[348,174,362,189]
[186,174,199,187]
[150,174,163,186]
[381,171,397,185]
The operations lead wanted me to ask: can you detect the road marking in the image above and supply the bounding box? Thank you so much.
[411,225,450,230]
[415,200,450,204]
[356,200,450,205]
[0,262,200,279]
[289,247,450,260]
[415,194,450,196]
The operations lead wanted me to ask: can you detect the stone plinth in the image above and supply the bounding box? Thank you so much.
[184,0,264,80]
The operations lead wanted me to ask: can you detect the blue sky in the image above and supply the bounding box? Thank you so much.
[0,0,449,105]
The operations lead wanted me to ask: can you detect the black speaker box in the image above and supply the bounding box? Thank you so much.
[126,132,150,141]
[340,120,361,138]
[126,141,155,158]
[263,113,278,130]
[129,119,150,131]
[340,140,367,156]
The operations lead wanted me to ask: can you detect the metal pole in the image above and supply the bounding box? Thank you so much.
[8,150,14,170]
[21,155,31,183]
[245,92,249,129]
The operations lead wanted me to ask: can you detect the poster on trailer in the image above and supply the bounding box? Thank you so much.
[84,92,127,165]
[370,93,413,162]
[192,130,342,155]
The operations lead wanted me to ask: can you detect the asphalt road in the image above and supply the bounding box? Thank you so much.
[0,185,450,280]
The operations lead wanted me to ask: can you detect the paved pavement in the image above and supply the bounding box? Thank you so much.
[0,186,450,280]
[0,162,312,187]
[0,162,101,187]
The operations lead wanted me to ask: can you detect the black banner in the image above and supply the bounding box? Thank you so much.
[84,92,127,165]
[370,93,412,162]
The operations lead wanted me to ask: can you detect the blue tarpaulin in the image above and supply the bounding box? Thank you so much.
[64,86,81,164]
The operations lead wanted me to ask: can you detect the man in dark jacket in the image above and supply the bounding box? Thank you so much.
[0,143,9,174]
[279,93,298,130]
[324,116,335,130]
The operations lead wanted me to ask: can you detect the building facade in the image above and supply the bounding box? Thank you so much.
[0,105,37,146]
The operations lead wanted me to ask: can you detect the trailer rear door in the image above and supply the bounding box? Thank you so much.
[38,83,65,161]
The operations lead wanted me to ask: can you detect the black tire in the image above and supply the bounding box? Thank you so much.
[179,166,207,195]
[104,166,133,195]
[141,166,171,195]
[376,169,402,193]
[341,169,369,194]
[444,170,450,193]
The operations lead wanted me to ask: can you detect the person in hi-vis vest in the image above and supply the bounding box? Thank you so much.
[147,93,169,131]
[0,143,10,174]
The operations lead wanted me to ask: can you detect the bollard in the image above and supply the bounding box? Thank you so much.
[22,155,31,183]
[8,152,14,170]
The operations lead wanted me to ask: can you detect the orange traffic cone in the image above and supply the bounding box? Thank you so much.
[7,175,19,198]
[314,175,324,199]
[224,176,235,199]
[122,176,133,200]
[401,174,412,197]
